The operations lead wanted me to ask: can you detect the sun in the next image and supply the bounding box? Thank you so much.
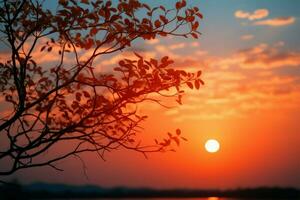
[205,139,220,153]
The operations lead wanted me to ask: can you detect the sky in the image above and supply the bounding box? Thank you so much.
[1,0,300,189]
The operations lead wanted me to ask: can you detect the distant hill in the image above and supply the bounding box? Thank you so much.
[26,182,103,193]
[0,182,299,199]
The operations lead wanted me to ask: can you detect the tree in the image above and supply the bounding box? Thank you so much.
[0,0,203,175]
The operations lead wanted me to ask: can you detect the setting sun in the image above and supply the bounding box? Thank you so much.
[205,139,220,153]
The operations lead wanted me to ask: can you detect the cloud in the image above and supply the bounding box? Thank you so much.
[154,45,180,59]
[235,9,269,20]
[249,9,269,20]
[241,34,254,40]
[236,43,300,69]
[191,42,199,47]
[235,10,250,19]
[207,43,300,70]
[254,16,296,26]
[145,38,159,45]
[169,43,186,50]
[138,42,300,121]
[195,50,208,56]
[274,41,285,47]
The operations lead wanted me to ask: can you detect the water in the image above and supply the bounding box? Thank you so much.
[51,198,297,200]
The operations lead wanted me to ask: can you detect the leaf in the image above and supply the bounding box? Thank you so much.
[196,12,204,19]
[119,60,125,66]
[38,77,48,83]
[90,27,98,36]
[200,79,205,85]
[150,58,158,67]
[138,58,143,68]
[83,91,90,98]
[134,52,142,59]
[191,33,198,39]
[181,136,188,141]
[154,20,161,28]
[59,0,68,6]
[164,139,171,146]
[195,79,200,89]
[192,21,199,31]
[114,67,122,72]
[180,70,187,76]
[177,16,184,21]
[176,95,182,105]
[128,139,135,143]
[47,47,52,52]
[186,82,193,89]
[160,6,166,11]
[40,46,46,52]
[161,56,169,64]
[197,70,202,77]
[186,16,195,22]
[175,1,181,10]
[75,92,81,101]
[143,3,151,11]
[159,32,167,37]
[159,15,168,24]
[81,0,89,4]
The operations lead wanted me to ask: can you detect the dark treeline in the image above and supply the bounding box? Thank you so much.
[0,182,299,199]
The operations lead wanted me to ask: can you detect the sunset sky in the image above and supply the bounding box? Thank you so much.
[2,0,300,189]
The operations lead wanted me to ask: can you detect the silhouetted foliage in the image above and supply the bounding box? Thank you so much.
[1,182,299,199]
[0,0,203,175]
[0,179,28,200]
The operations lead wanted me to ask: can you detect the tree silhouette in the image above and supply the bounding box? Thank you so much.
[0,0,203,175]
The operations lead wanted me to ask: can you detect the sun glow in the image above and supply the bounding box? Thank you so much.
[205,139,220,153]
[207,197,220,200]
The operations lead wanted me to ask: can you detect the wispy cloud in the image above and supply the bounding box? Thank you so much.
[234,9,295,28]
[254,16,296,26]
[235,9,269,20]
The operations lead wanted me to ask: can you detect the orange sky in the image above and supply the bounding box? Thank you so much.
[1,0,300,189]
[6,39,300,188]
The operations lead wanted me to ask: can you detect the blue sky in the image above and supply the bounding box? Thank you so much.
[199,0,300,54]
